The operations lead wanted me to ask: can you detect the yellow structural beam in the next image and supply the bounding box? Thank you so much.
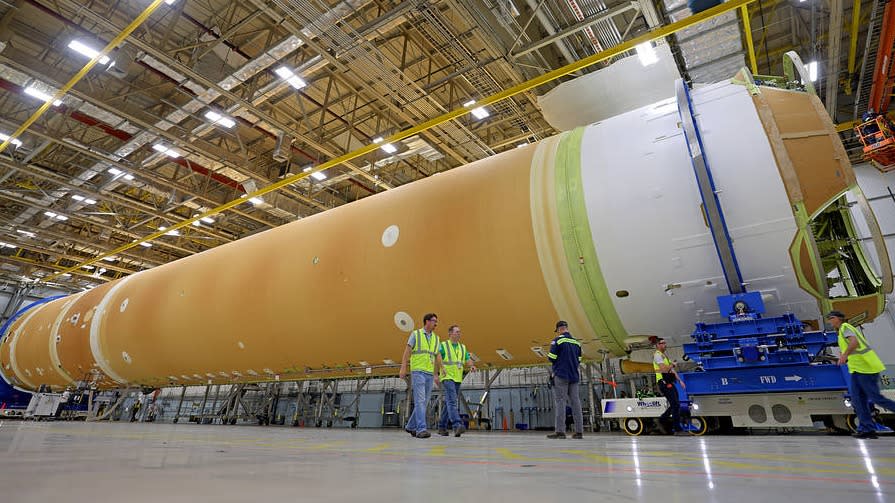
[42,0,755,282]
[741,5,759,75]
[0,0,166,155]
[848,0,861,74]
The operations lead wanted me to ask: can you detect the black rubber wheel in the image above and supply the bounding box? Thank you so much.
[846,414,859,433]
[622,417,644,436]
[689,416,709,436]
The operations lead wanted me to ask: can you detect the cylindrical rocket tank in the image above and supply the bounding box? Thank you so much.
[1,81,889,391]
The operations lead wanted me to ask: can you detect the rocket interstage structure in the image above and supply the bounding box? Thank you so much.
[1,80,890,392]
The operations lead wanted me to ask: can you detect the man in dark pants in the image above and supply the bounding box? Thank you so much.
[828,310,895,439]
[654,338,686,434]
[546,321,583,439]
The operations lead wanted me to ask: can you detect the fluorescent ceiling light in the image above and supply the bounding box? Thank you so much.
[55,215,68,221]
[464,100,489,119]
[24,86,62,106]
[108,168,123,176]
[102,256,117,262]
[200,216,215,224]
[287,76,306,89]
[274,66,306,89]
[71,195,85,201]
[249,197,263,206]
[303,166,313,172]
[0,133,22,147]
[310,171,327,181]
[16,229,35,238]
[204,110,236,128]
[0,242,14,248]
[152,143,181,158]
[44,211,57,218]
[67,40,110,65]
[373,137,384,144]
[165,0,176,4]
[635,42,658,66]
[159,226,179,236]
[139,242,152,248]
[61,273,72,278]
[123,174,135,181]
[380,143,397,154]
[806,61,818,82]
[470,107,489,120]
[84,198,97,205]
[517,143,528,148]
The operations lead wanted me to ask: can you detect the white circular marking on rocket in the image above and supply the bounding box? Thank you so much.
[381,225,400,247]
[394,311,414,332]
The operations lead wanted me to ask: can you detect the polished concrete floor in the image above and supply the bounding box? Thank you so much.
[0,422,891,502]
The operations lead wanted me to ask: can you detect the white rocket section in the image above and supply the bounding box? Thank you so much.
[579,82,818,342]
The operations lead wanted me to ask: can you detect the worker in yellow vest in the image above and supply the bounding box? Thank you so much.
[437,325,476,437]
[828,311,895,439]
[653,337,686,435]
[399,313,442,439]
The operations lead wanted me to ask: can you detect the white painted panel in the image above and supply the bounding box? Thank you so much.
[580,96,726,342]
[692,82,818,319]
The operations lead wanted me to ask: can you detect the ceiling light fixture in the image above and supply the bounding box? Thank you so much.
[24,86,62,106]
[204,110,236,129]
[152,144,180,158]
[310,171,327,181]
[67,40,110,65]
[463,100,490,120]
[0,133,22,147]
[274,66,306,90]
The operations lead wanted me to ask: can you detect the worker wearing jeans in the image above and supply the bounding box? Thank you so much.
[654,337,686,434]
[399,313,441,439]
[437,325,476,437]
[828,311,895,439]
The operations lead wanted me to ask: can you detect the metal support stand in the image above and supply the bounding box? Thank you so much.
[172,385,186,423]
[585,364,597,432]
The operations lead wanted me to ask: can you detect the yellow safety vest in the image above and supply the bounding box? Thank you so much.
[410,329,439,373]
[654,351,672,382]
[440,341,467,383]
[838,322,885,374]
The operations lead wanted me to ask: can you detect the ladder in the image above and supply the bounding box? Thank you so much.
[854,0,884,119]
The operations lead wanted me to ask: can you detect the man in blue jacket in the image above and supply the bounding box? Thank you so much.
[547,321,583,439]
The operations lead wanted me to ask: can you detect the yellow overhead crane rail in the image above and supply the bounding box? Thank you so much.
[39,0,755,282]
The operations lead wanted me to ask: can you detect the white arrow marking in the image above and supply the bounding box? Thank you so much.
[784,375,802,382]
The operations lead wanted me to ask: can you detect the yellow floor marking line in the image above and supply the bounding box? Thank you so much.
[363,443,392,452]
[427,446,447,457]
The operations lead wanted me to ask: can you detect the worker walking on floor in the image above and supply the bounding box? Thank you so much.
[437,325,476,437]
[547,321,583,439]
[654,337,686,434]
[400,313,442,439]
[828,310,895,439]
